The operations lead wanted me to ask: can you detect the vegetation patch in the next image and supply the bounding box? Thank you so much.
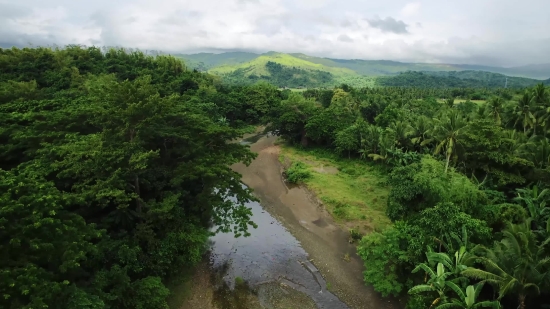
[280,145,391,231]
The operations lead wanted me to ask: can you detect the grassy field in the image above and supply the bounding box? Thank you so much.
[278,144,391,234]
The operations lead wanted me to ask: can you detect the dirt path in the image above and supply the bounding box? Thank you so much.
[231,135,399,309]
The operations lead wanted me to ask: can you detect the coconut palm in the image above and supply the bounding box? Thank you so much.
[388,120,413,148]
[411,115,434,151]
[513,185,550,231]
[462,220,550,309]
[445,97,456,109]
[487,97,504,126]
[513,92,537,134]
[532,83,549,105]
[432,111,469,173]
[520,135,550,169]
[359,125,382,160]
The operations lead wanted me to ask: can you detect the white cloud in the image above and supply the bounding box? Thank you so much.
[400,2,421,17]
[0,0,549,66]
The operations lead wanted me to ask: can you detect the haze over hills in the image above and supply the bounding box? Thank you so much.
[176,51,550,80]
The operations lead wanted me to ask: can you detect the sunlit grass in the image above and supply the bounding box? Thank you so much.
[279,144,391,232]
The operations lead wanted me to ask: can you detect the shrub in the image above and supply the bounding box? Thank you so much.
[285,161,311,184]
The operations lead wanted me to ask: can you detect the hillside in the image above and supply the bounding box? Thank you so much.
[377,70,546,88]
[177,51,550,80]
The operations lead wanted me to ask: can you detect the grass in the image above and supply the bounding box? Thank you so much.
[279,144,391,232]
[209,53,358,77]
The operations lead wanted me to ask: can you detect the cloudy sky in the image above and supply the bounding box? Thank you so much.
[1,0,549,67]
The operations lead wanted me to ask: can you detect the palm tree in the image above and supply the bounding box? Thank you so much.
[513,92,537,134]
[487,97,504,126]
[432,111,469,173]
[532,83,549,105]
[520,135,550,169]
[513,185,550,231]
[445,97,456,109]
[359,125,381,160]
[437,283,500,309]
[411,115,433,151]
[502,130,528,156]
[388,120,412,148]
[462,220,550,309]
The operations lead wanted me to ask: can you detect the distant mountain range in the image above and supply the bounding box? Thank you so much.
[176,51,550,80]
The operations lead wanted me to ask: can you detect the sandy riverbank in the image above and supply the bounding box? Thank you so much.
[231,133,398,309]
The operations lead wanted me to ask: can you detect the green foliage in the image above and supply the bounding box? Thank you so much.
[222,60,335,88]
[285,161,312,184]
[357,222,420,297]
[377,71,542,89]
[0,46,277,309]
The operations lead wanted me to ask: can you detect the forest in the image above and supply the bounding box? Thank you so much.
[376,71,549,88]
[0,46,280,309]
[1,45,550,309]
[267,83,550,308]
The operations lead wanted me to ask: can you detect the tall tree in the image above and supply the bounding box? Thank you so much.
[432,111,469,173]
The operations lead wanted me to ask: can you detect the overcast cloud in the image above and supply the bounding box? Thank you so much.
[1,0,549,67]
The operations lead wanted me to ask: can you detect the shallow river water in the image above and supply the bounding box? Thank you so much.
[208,188,349,309]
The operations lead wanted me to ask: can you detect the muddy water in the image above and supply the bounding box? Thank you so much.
[209,192,348,309]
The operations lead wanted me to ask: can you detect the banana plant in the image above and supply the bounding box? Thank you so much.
[437,283,500,309]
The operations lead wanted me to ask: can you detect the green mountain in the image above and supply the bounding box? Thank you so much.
[377,71,546,88]
[175,51,549,88]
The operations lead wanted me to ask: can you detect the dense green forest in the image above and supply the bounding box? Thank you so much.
[222,61,334,88]
[266,83,550,309]
[2,45,550,309]
[377,71,547,88]
[0,46,281,309]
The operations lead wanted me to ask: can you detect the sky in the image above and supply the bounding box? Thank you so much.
[1,0,549,67]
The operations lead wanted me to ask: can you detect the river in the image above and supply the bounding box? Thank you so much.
[176,131,399,309]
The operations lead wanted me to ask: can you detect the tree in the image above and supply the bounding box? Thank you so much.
[334,125,359,158]
[432,111,469,173]
[487,97,504,126]
[513,92,537,134]
[462,220,550,309]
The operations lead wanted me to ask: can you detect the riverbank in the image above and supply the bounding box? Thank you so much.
[231,133,398,309]
[172,130,399,309]
[277,144,391,234]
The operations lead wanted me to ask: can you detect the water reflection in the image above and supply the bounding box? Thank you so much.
[209,190,349,309]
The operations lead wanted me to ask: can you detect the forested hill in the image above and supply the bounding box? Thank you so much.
[376,70,546,88]
[0,46,281,309]
[176,52,549,88]
[223,61,334,88]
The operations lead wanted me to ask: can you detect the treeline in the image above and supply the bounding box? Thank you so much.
[267,84,550,308]
[0,46,281,308]
[377,70,547,89]
[222,61,334,88]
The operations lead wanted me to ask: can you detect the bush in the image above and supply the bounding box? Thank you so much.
[285,161,311,184]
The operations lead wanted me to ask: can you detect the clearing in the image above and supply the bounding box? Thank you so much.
[278,143,391,234]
